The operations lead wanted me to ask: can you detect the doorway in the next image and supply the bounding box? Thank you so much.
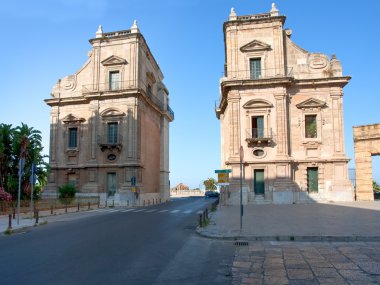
[107,173,117,197]
[307,167,318,193]
[254,169,265,195]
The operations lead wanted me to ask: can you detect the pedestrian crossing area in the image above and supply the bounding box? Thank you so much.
[90,207,204,216]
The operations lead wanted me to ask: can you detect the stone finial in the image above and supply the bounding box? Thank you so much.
[270,3,279,16]
[131,20,140,33]
[96,25,103,38]
[331,54,337,60]
[229,7,237,21]
[285,28,292,38]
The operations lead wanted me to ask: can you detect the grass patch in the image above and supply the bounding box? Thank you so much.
[4,228,13,235]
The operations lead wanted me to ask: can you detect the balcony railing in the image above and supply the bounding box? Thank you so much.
[223,67,293,81]
[97,134,123,152]
[82,80,174,120]
[82,80,138,93]
[246,128,273,145]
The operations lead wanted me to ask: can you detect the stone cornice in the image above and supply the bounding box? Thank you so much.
[293,76,351,88]
[224,15,286,34]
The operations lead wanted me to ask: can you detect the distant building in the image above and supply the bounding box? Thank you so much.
[44,21,174,205]
[172,183,190,191]
[216,4,354,204]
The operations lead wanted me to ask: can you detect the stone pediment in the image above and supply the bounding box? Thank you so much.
[243,99,273,109]
[240,40,271,52]
[296,98,326,109]
[146,72,156,84]
[62,114,85,124]
[101,55,128,66]
[100,108,125,117]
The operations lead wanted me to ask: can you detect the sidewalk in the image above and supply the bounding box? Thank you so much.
[0,205,102,234]
[197,201,380,241]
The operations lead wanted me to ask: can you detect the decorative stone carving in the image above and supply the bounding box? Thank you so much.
[243,99,273,109]
[61,75,77,91]
[62,114,85,124]
[101,55,128,66]
[308,53,329,69]
[296,98,326,109]
[240,40,271,52]
[100,108,125,118]
[229,8,237,21]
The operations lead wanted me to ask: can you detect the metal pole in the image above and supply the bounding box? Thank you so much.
[240,157,243,231]
[239,146,244,231]
[17,159,24,225]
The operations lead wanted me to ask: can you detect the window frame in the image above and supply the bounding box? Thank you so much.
[109,70,120,91]
[249,58,262,80]
[305,114,317,139]
[68,127,78,149]
[107,122,119,144]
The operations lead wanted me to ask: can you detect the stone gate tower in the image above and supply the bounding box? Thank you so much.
[44,21,174,205]
[216,4,354,204]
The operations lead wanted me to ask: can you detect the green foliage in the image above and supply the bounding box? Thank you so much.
[203,178,217,190]
[305,122,317,138]
[374,181,380,193]
[0,123,48,200]
[58,184,77,204]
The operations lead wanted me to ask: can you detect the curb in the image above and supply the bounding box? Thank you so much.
[196,228,380,242]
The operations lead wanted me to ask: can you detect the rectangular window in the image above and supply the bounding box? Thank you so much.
[68,127,78,148]
[252,116,264,138]
[107,122,118,144]
[305,115,317,138]
[68,174,77,188]
[109,71,120,90]
[250,58,261,79]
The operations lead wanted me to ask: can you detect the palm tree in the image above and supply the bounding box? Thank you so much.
[0,124,14,190]
[10,123,48,199]
[203,177,217,190]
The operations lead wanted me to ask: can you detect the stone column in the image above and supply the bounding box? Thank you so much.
[330,88,345,157]
[274,88,289,158]
[228,97,241,160]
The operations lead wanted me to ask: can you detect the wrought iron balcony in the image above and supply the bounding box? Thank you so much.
[82,80,174,120]
[246,128,273,146]
[82,80,138,94]
[223,67,293,81]
[97,134,123,152]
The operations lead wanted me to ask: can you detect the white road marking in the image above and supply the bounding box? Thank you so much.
[183,210,192,214]
[146,209,157,213]
[119,209,136,212]
[134,209,147,212]
[170,210,180,214]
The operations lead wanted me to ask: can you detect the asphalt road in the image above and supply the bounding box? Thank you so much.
[0,197,235,285]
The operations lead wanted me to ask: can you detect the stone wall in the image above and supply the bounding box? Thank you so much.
[353,123,380,201]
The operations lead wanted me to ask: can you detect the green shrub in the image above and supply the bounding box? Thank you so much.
[58,184,76,204]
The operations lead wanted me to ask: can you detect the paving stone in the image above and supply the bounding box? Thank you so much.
[331,263,359,270]
[242,277,263,285]
[263,276,289,285]
[338,269,374,282]
[317,277,349,284]
[311,267,341,278]
[288,279,319,285]
[234,261,252,268]
[356,261,380,274]
[286,269,314,280]
[264,269,287,277]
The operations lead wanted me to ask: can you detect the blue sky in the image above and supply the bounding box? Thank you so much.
[0,0,379,189]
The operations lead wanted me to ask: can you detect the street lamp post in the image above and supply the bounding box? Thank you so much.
[239,146,244,231]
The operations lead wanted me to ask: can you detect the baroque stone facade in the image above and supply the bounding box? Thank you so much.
[216,5,354,204]
[44,22,174,205]
[353,123,380,201]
